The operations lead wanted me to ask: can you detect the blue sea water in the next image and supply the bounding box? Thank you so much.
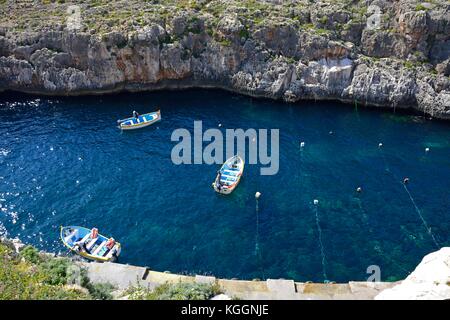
[0,89,449,283]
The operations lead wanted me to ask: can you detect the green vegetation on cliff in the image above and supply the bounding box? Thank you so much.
[126,280,223,300]
[0,240,220,300]
[0,0,369,35]
[0,241,113,300]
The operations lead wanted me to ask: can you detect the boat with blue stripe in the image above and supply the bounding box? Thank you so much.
[212,155,244,194]
[60,226,121,262]
[118,110,161,130]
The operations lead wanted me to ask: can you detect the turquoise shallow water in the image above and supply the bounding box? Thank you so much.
[0,89,449,282]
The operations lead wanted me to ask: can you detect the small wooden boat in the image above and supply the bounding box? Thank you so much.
[60,226,121,262]
[118,110,161,130]
[212,155,244,194]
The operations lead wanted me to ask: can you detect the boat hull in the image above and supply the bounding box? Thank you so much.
[119,110,161,130]
[212,181,240,194]
[213,156,244,194]
[60,226,121,262]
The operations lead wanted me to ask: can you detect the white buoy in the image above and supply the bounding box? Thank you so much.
[356,187,362,193]
[300,141,305,148]
[378,143,383,148]
[425,147,430,152]
[329,131,333,135]
[313,199,319,205]
[255,192,261,199]
[218,123,222,127]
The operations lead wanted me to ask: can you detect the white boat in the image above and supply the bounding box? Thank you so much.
[212,155,244,194]
[118,110,161,130]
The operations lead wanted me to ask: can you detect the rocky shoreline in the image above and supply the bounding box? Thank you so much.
[0,1,449,118]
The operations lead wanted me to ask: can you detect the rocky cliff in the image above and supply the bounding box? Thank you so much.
[0,0,449,118]
[375,247,450,299]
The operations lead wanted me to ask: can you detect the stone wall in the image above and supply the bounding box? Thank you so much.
[81,247,450,300]
[80,261,398,300]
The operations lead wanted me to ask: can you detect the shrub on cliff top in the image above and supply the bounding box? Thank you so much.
[38,257,72,286]
[85,282,115,300]
[127,280,223,300]
[0,242,90,299]
[415,4,430,11]
[20,245,42,264]
[0,241,115,300]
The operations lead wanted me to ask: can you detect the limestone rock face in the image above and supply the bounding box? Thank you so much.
[436,58,450,76]
[415,74,450,119]
[254,23,299,58]
[343,59,417,108]
[0,1,448,118]
[376,247,450,300]
[0,56,33,88]
[289,58,353,99]
[361,30,408,58]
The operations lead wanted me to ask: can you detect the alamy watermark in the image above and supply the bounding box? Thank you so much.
[366,5,382,30]
[67,5,82,31]
[366,265,381,287]
[171,121,279,175]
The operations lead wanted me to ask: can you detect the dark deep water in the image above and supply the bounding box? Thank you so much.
[0,89,449,283]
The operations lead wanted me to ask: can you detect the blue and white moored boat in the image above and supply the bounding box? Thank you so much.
[60,226,121,262]
[212,155,244,194]
[117,110,161,130]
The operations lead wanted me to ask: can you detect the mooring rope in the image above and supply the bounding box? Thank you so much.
[355,195,411,275]
[313,202,328,281]
[379,147,439,249]
[401,182,440,249]
[255,196,266,280]
[373,245,411,274]
[300,142,328,281]
[298,145,305,195]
